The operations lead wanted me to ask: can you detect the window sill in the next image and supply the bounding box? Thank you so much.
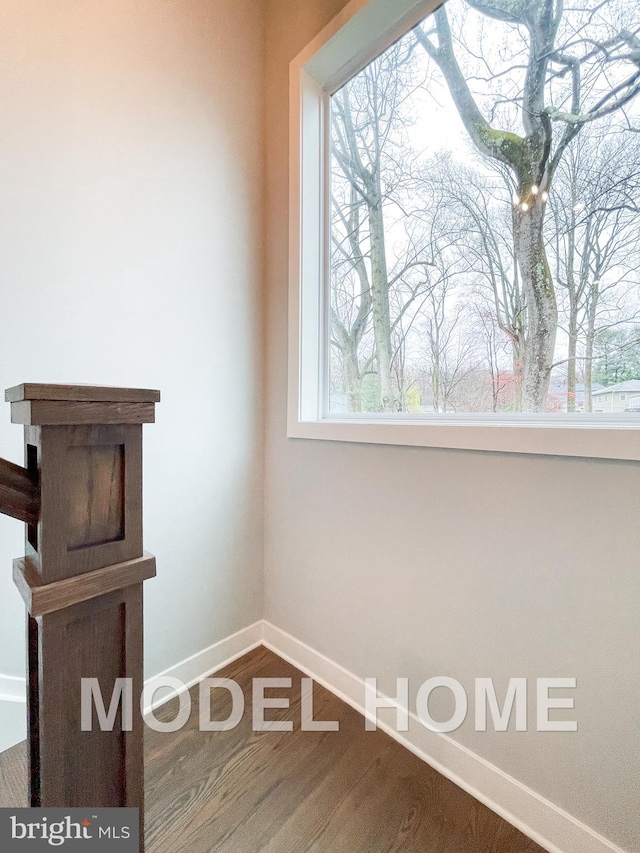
[287,417,640,461]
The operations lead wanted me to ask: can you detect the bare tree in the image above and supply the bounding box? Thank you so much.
[549,127,640,409]
[424,156,526,405]
[331,41,434,411]
[419,264,480,412]
[472,303,515,411]
[416,0,640,410]
[331,181,373,412]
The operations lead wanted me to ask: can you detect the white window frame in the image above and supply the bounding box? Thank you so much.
[287,0,640,461]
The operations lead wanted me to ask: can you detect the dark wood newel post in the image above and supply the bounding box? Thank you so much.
[0,383,160,852]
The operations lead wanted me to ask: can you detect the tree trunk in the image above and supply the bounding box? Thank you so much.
[511,340,523,410]
[514,204,558,412]
[432,352,441,412]
[368,193,398,412]
[344,339,361,412]
[584,332,594,413]
[583,282,599,413]
[567,314,578,413]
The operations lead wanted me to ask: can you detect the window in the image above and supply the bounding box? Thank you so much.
[289,0,640,460]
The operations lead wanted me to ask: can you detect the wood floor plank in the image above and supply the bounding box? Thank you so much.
[0,741,27,808]
[0,646,547,852]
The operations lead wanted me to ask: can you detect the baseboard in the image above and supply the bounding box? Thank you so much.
[0,674,26,704]
[143,620,263,716]
[261,621,628,853]
[0,675,27,754]
[0,621,263,724]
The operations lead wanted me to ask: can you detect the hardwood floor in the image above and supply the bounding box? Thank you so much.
[0,647,545,852]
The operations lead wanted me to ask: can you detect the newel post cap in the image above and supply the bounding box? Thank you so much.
[5,383,161,425]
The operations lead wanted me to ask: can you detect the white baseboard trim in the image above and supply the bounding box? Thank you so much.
[261,620,628,853]
[0,621,263,719]
[143,620,263,716]
[0,675,27,754]
[0,674,26,704]
[0,699,26,754]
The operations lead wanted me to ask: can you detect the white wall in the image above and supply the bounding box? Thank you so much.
[264,1,640,851]
[0,0,264,727]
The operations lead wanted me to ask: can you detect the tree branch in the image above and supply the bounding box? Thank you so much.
[414,8,524,168]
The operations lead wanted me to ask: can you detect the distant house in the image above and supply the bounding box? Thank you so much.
[626,394,640,412]
[591,380,640,413]
[548,381,603,412]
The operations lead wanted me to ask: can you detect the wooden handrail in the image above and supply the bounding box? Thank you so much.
[0,457,39,525]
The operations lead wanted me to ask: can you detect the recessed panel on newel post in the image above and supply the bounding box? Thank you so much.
[5,383,160,853]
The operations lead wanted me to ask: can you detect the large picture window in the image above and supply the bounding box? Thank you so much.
[329,0,640,416]
[289,0,640,457]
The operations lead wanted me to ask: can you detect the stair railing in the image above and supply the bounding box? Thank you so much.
[0,383,159,853]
